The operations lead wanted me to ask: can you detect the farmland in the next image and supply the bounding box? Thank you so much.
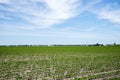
[0,46,120,80]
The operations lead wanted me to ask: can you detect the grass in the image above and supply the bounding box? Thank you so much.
[0,46,120,80]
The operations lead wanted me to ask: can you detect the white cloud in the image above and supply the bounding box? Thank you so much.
[0,0,100,28]
[0,0,10,3]
[0,0,80,28]
[93,3,120,24]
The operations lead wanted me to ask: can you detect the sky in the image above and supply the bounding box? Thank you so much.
[0,0,120,45]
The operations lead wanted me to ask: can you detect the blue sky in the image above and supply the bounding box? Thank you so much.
[0,0,120,45]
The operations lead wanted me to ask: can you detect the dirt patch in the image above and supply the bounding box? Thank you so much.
[93,74,120,80]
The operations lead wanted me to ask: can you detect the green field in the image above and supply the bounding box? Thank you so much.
[0,46,120,80]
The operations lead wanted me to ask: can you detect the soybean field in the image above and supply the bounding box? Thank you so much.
[0,46,120,80]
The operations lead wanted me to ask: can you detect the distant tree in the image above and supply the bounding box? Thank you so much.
[113,42,116,46]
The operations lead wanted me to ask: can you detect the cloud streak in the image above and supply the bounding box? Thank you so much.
[0,0,81,28]
[93,3,120,25]
[0,0,101,28]
[0,0,10,3]
[0,14,11,20]
[1,0,120,29]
